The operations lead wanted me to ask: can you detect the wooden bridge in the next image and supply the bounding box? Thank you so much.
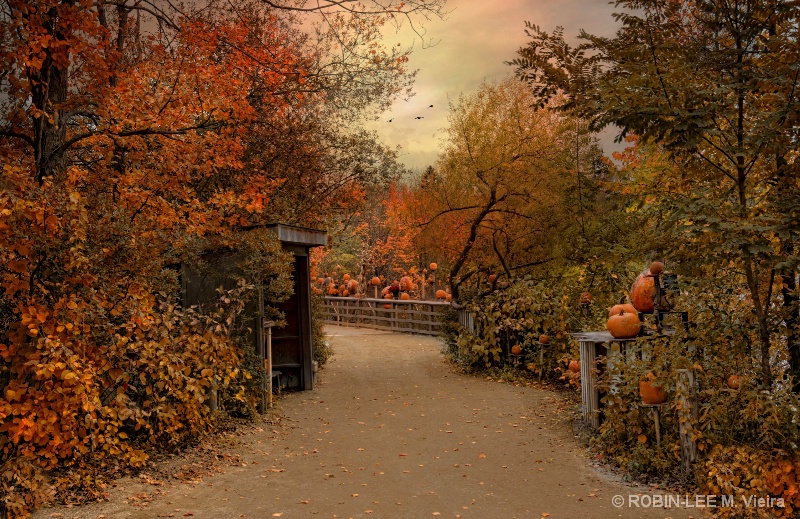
[321,296,450,336]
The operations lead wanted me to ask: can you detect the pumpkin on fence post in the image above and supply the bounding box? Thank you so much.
[606,309,641,339]
[609,297,638,318]
[639,373,667,404]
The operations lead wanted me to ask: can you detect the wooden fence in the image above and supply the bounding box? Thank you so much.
[322,296,450,336]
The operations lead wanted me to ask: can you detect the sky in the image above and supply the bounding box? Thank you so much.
[365,0,623,171]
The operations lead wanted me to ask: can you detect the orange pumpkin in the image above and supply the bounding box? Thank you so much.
[609,299,638,317]
[630,271,657,312]
[317,277,325,284]
[568,360,580,373]
[343,274,351,281]
[383,292,394,300]
[649,261,665,276]
[511,344,522,355]
[383,303,392,309]
[606,310,641,339]
[342,290,350,297]
[727,375,740,389]
[488,273,497,283]
[429,262,438,271]
[400,292,411,300]
[538,334,550,345]
[328,287,337,295]
[400,276,412,291]
[639,374,667,404]
[348,279,358,292]
[579,292,593,304]
[435,289,447,299]
[371,276,381,285]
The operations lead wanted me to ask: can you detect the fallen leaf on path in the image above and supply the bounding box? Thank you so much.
[399,453,408,457]
[479,453,486,459]
[542,514,551,517]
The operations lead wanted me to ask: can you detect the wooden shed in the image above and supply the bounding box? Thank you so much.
[263,224,327,390]
[182,223,327,392]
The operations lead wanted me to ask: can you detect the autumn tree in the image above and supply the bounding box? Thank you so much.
[0,0,443,515]
[410,77,613,301]
[510,0,800,386]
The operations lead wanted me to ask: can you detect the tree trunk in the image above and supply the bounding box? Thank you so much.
[448,196,495,302]
[31,5,72,183]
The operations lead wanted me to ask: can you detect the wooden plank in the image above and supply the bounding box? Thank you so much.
[325,321,441,336]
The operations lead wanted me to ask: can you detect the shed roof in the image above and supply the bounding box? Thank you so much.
[264,223,327,248]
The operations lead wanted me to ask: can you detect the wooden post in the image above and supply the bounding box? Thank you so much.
[653,407,661,447]
[257,285,266,413]
[676,369,698,472]
[538,342,544,383]
[266,323,274,408]
[579,338,600,428]
[641,405,664,447]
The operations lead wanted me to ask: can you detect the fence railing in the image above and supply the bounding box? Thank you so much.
[322,296,450,336]
[457,308,476,334]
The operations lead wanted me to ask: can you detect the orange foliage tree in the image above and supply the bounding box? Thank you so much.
[406,78,603,301]
[0,0,434,515]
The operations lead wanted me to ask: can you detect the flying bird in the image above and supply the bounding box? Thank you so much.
[415,116,424,119]
[428,104,433,108]
[388,118,393,122]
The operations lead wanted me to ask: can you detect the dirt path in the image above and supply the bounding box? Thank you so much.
[35,326,695,519]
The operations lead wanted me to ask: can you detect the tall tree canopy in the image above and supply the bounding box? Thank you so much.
[406,77,612,300]
[509,0,800,384]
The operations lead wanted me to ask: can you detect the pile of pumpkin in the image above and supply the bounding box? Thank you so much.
[316,273,361,297]
[317,263,452,308]
[605,261,665,339]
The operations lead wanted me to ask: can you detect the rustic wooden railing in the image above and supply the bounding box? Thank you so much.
[322,296,450,336]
